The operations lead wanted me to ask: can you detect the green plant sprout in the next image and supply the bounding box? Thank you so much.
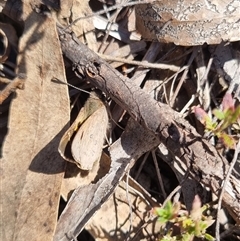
[154,196,215,241]
[192,93,240,149]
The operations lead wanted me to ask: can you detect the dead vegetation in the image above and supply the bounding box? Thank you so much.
[1,0,240,241]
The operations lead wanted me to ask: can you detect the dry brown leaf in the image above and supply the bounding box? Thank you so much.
[71,104,108,170]
[71,0,97,51]
[60,152,111,201]
[56,0,97,51]
[57,0,74,24]
[86,177,161,241]
[1,4,69,241]
[59,91,108,170]
[54,119,159,241]
[135,0,240,45]
[209,42,240,97]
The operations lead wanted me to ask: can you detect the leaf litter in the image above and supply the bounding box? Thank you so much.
[1,0,240,241]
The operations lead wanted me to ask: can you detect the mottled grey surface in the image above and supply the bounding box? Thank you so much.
[136,0,240,45]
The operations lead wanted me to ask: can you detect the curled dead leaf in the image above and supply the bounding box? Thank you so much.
[71,103,108,170]
[59,91,108,170]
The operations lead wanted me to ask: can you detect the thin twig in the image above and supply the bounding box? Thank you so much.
[98,0,123,53]
[134,152,150,180]
[152,65,188,91]
[151,150,167,199]
[99,54,181,72]
[51,78,92,95]
[169,46,200,107]
[65,0,151,30]
[125,170,133,240]
[215,139,240,241]
[162,170,190,208]
[180,94,197,117]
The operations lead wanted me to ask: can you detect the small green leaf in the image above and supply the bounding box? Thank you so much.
[215,109,235,132]
[217,105,240,132]
[229,106,240,124]
[219,132,236,149]
[205,118,217,131]
[213,109,225,120]
[155,201,174,223]
[204,233,216,241]
[182,218,194,229]
[198,220,208,232]
[182,233,194,241]
[161,236,177,241]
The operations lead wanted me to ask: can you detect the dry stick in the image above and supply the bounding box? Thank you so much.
[159,47,194,63]
[125,170,133,240]
[195,53,213,119]
[98,22,114,54]
[215,139,240,241]
[152,65,188,98]
[168,71,178,105]
[220,225,240,239]
[98,1,121,53]
[99,54,181,72]
[169,46,200,107]
[99,0,132,53]
[180,94,197,117]
[151,149,167,199]
[195,49,206,106]
[200,56,214,87]
[134,151,150,180]
[162,170,190,208]
[0,77,24,104]
[57,26,240,224]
